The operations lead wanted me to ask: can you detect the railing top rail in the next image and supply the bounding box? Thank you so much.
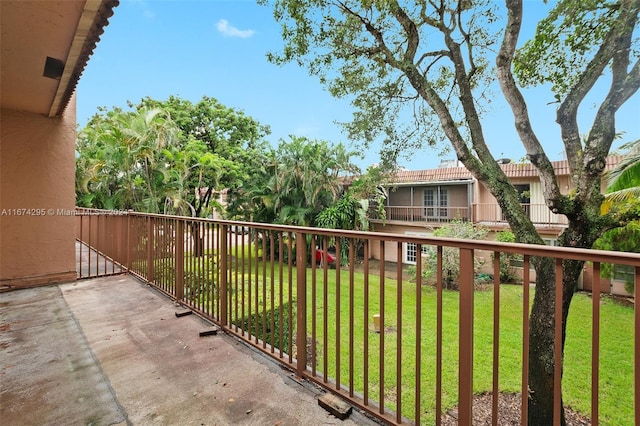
[76,207,640,267]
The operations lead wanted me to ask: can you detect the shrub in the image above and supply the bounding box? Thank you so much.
[494,230,522,283]
[419,219,489,290]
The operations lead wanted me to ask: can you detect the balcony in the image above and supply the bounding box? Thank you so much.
[0,273,374,425]
[371,206,471,224]
[3,208,639,425]
[473,203,569,229]
[371,204,569,230]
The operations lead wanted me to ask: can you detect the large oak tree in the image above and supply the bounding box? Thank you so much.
[258,0,640,423]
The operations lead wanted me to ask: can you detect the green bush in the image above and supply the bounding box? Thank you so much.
[494,230,522,283]
[413,219,489,289]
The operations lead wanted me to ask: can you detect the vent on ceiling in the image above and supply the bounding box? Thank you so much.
[43,56,65,80]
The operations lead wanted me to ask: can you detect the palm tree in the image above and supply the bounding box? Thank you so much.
[601,139,640,214]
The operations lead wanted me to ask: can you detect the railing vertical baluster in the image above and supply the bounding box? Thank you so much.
[458,247,474,425]
[379,241,385,416]
[295,231,307,378]
[335,238,341,391]
[492,252,501,426]
[415,243,422,425]
[241,227,246,336]
[246,227,252,340]
[175,220,184,301]
[78,212,83,278]
[396,242,403,423]
[147,217,154,284]
[101,214,107,275]
[287,235,293,363]
[592,262,600,425]
[635,265,640,426]
[363,239,370,406]
[521,255,530,425]
[255,232,261,345]
[279,233,284,357]
[323,237,328,381]
[349,239,355,398]
[125,212,131,272]
[436,245,443,426]
[220,224,228,327]
[554,258,563,425]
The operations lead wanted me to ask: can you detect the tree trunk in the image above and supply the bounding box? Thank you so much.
[190,222,205,258]
[528,257,559,425]
[527,253,584,425]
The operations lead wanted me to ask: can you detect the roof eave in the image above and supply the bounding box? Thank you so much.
[48,0,118,118]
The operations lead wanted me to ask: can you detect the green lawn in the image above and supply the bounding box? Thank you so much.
[145,252,635,425]
[242,264,633,425]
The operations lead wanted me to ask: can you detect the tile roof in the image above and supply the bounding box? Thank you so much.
[388,156,622,184]
[391,167,473,184]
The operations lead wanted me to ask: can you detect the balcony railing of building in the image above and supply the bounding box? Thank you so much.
[371,204,569,228]
[75,208,639,425]
[371,206,471,223]
[473,203,569,227]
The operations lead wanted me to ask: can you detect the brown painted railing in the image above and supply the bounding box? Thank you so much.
[75,208,639,425]
[473,203,569,227]
[75,208,128,278]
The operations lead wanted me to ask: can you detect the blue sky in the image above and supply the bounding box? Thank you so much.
[77,0,640,171]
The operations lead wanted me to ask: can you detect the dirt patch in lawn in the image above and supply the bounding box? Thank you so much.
[440,392,590,425]
[349,259,414,282]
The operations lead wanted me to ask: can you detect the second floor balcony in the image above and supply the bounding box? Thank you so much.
[371,203,569,229]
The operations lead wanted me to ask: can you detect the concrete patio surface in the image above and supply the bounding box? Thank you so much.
[0,275,380,426]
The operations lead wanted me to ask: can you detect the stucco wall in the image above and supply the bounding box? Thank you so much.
[0,98,77,288]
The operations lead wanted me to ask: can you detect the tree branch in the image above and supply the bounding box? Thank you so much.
[497,0,565,212]
[558,0,640,178]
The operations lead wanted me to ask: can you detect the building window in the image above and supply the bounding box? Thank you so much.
[439,189,448,217]
[424,188,448,218]
[613,264,634,283]
[514,184,531,217]
[405,232,431,264]
[424,189,434,217]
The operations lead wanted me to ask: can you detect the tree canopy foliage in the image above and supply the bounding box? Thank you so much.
[595,139,640,293]
[258,0,639,423]
[76,96,269,216]
[226,135,360,226]
[76,96,377,233]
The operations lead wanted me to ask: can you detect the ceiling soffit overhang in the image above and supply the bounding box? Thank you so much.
[0,0,118,118]
[49,0,119,117]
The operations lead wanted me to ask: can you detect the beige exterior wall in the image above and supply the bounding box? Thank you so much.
[0,96,77,288]
[369,223,434,263]
[388,187,412,206]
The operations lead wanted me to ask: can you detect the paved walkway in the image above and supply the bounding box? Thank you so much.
[0,275,379,426]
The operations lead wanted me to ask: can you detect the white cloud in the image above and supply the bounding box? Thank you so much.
[129,0,155,20]
[216,19,255,39]
[292,125,320,138]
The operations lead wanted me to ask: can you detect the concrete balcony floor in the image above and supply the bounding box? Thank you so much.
[1,274,377,425]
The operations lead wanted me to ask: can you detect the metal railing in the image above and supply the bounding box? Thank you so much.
[473,203,569,227]
[372,206,471,223]
[75,208,128,278]
[75,208,639,425]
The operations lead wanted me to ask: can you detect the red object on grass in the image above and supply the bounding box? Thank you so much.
[315,249,336,265]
